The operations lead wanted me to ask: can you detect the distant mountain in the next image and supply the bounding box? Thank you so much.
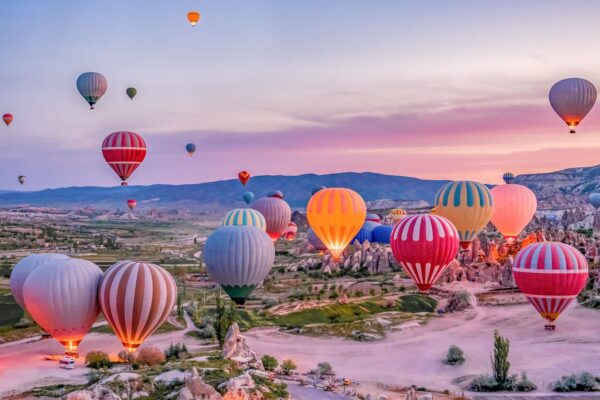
[0,172,450,211]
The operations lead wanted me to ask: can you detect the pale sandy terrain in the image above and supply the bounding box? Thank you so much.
[246,303,600,395]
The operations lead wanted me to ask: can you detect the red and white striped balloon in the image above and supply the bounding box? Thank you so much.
[390,214,459,292]
[513,242,588,329]
[99,261,177,352]
[102,131,147,186]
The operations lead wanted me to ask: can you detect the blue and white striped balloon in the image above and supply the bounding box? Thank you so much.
[222,208,266,231]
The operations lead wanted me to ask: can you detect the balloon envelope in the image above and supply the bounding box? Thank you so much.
[76,72,107,109]
[490,184,537,242]
[282,221,298,240]
[434,181,494,249]
[10,253,70,311]
[391,215,459,292]
[3,114,13,126]
[513,242,588,328]
[549,78,597,133]
[589,193,600,209]
[307,228,327,251]
[187,11,201,26]
[126,87,137,100]
[185,143,196,156]
[222,208,266,231]
[238,171,250,185]
[18,175,25,185]
[311,185,326,195]
[372,225,393,244]
[389,208,407,224]
[307,188,366,260]
[102,131,147,185]
[99,261,177,351]
[127,199,137,210]
[366,213,381,223]
[23,258,103,354]
[352,224,373,244]
[243,191,254,205]
[251,196,291,241]
[268,190,284,199]
[203,226,275,305]
[503,172,515,184]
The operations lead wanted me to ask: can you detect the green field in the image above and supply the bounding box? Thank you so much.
[0,289,23,327]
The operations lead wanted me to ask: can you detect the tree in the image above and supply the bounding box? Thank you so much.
[212,295,237,346]
[316,362,334,375]
[261,355,278,371]
[177,294,184,317]
[85,350,111,370]
[491,330,510,384]
[281,359,297,375]
[136,346,166,366]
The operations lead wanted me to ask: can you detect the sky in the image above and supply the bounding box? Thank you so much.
[3,1,600,190]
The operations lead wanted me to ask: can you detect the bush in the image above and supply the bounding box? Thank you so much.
[261,355,278,371]
[553,372,600,392]
[136,346,166,366]
[85,350,111,370]
[469,372,537,392]
[281,359,297,375]
[313,362,334,376]
[164,342,189,361]
[117,350,135,364]
[445,345,465,365]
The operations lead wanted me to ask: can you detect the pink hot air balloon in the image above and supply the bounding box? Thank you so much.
[282,221,298,240]
[251,193,292,241]
[22,258,103,355]
[549,78,597,134]
[127,199,137,210]
[490,183,537,243]
[390,214,459,292]
[513,242,588,330]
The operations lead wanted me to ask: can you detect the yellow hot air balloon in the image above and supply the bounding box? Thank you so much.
[307,188,366,260]
[434,181,494,249]
[389,208,406,224]
[490,183,537,243]
[187,11,201,27]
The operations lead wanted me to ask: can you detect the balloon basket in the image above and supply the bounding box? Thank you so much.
[544,324,556,331]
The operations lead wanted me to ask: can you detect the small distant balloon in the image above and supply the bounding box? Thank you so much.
[549,78,597,134]
[185,143,196,156]
[503,172,515,184]
[127,199,137,210]
[243,191,254,205]
[311,185,326,195]
[268,190,284,199]
[3,114,13,126]
[18,175,25,185]
[238,171,250,186]
[126,87,137,100]
[76,72,107,110]
[187,11,201,27]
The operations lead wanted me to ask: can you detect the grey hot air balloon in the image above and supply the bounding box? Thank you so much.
[22,258,103,355]
[10,253,70,311]
[203,225,275,305]
[589,193,600,209]
[307,228,327,251]
[76,72,108,109]
[549,78,597,134]
[251,193,291,241]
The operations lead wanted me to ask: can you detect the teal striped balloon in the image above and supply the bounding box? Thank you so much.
[222,208,267,231]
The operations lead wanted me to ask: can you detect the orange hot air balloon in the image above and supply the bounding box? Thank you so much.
[490,182,537,243]
[187,11,201,27]
[307,188,366,261]
[238,171,250,186]
[3,114,13,126]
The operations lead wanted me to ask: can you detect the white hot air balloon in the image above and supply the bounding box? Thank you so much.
[10,253,70,311]
[22,258,103,355]
[76,72,108,109]
[549,78,597,134]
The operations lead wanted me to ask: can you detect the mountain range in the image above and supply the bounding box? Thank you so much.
[1,164,599,211]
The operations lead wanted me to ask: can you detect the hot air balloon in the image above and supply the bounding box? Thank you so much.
[390,215,459,292]
[282,222,298,240]
[203,226,275,305]
[22,258,103,355]
[187,11,201,27]
[307,228,327,251]
[372,225,393,244]
[267,190,284,199]
[430,207,437,215]
[238,171,250,186]
[251,193,291,241]
[366,213,381,223]
[99,261,177,352]
[185,143,196,156]
[243,191,254,205]
[9,253,70,312]
[503,172,515,184]
[307,188,366,260]
[311,185,326,195]
[434,181,494,249]
[490,182,537,243]
[126,87,137,100]
[389,208,407,224]
[102,131,147,186]
[222,208,266,231]
[18,175,25,185]
[127,199,137,210]
[352,224,373,244]
[513,242,588,330]
[589,193,600,209]
[549,78,597,134]
[76,72,107,109]
[3,113,13,126]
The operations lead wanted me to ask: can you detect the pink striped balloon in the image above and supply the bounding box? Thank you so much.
[99,261,177,352]
[390,214,459,292]
[102,131,147,186]
[513,242,588,329]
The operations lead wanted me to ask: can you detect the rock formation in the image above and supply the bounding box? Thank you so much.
[222,323,262,368]
[178,367,222,400]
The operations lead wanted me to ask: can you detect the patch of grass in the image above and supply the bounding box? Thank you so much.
[252,375,289,399]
